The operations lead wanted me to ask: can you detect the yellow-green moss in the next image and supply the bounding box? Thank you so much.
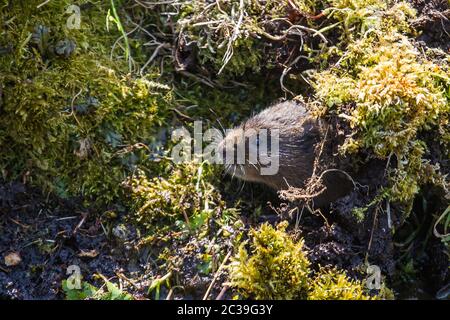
[324,0,416,35]
[308,267,375,300]
[0,1,172,202]
[229,222,379,300]
[229,221,311,300]
[313,31,449,208]
[169,0,418,79]
[126,162,223,233]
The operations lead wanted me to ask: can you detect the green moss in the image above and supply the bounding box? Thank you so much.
[229,221,310,299]
[126,162,224,234]
[0,1,172,203]
[308,267,375,300]
[324,0,416,37]
[313,31,449,209]
[229,221,380,300]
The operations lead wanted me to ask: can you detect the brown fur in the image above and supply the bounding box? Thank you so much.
[219,100,353,206]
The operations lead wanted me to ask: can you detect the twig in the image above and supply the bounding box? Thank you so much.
[280,55,307,96]
[434,205,450,239]
[386,200,392,230]
[365,205,380,263]
[166,288,174,300]
[178,70,216,88]
[72,212,88,236]
[287,0,325,20]
[116,271,140,289]
[37,0,50,9]
[203,250,232,300]
[170,107,194,121]
[260,24,329,43]
[215,284,229,300]
[140,43,170,75]
[218,0,245,75]
[9,218,31,229]
[0,265,10,273]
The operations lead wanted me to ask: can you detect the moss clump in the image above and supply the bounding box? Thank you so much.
[229,221,311,300]
[126,162,224,234]
[229,222,378,300]
[324,0,416,36]
[308,267,375,300]
[313,31,449,207]
[0,1,172,202]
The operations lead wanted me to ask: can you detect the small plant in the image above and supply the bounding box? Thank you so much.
[62,278,132,300]
[172,0,331,76]
[148,272,172,300]
[176,0,295,75]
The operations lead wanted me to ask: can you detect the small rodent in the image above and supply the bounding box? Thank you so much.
[218,100,353,206]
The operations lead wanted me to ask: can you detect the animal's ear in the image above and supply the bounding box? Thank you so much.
[313,170,355,208]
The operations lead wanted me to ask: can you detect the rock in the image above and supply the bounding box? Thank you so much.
[4,252,21,267]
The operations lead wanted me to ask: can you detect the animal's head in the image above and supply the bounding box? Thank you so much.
[217,101,320,190]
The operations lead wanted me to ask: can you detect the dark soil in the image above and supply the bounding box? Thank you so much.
[0,181,152,300]
[410,0,450,52]
[0,180,232,300]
